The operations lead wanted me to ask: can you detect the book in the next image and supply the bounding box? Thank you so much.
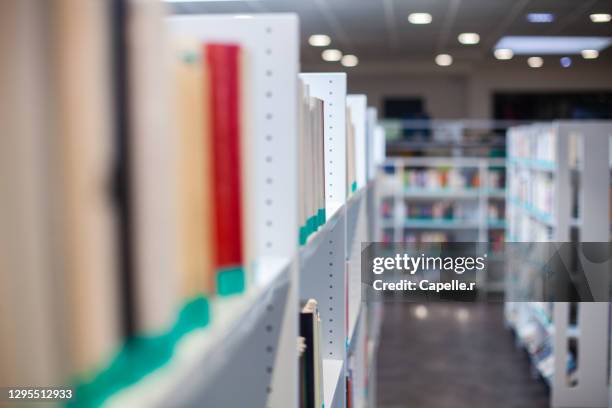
[173,39,215,298]
[128,0,180,334]
[206,43,245,295]
[53,0,121,376]
[312,98,326,226]
[300,299,324,408]
[298,91,327,245]
[298,336,307,408]
[346,107,357,195]
[298,80,307,243]
[0,0,72,386]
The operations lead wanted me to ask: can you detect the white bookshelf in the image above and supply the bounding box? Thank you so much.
[378,157,506,292]
[104,13,302,408]
[99,20,384,407]
[504,121,611,408]
[380,157,506,240]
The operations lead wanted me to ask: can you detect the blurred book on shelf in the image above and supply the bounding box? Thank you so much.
[381,119,509,158]
[300,299,324,408]
[347,107,357,195]
[298,80,326,245]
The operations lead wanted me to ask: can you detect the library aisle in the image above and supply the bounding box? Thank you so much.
[377,303,549,408]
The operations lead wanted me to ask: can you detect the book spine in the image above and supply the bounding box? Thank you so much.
[174,41,214,298]
[55,0,121,375]
[110,0,137,340]
[300,312,315,408]
[206,43,245,295]
[129,0,179,334]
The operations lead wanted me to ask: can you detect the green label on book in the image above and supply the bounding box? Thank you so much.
[68,295,211,407]
[300,225,308,246]
[317,208,325,226]
[173,296,210,339]
[217,266,245,296]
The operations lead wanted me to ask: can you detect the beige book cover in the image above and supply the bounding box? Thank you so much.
[0,0,71,386]
[53,0,121,376]
[128,0,179,334]
[173,39,214,297]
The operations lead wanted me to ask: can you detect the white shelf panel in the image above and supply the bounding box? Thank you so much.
[347,305,363,352]
[347,94,368,189]
[323,359,344,408]
[300,208,346,362]
[506,121,612,408]
[104,259,291,408]
[346,187,367,352]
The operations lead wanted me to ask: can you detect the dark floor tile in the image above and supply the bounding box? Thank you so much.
[376,303,549,408]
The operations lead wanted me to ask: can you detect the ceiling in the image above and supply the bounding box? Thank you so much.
[170,0,612,70]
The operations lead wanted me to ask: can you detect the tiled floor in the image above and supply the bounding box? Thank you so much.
[376,302,549,408]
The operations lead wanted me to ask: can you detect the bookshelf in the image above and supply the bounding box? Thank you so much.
[378,157,507,293]
[504,121,611,408]
[298,73,382,408]
[102,16,383,408]
[2,7,385,407]
[103,13,303,408]
[382,119,509,158]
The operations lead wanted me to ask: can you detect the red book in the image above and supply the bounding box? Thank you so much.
[206,44,243,271]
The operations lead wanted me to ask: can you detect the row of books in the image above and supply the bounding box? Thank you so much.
[403,232,451,243]
[507,206,554,241]
[3,6,384,408]
[405,202,480,222]
[403,168,506,191]
[508,125,556,162]
[403,168,481,190]
[508,168,554,216]
[298,81,326,244]
[382,200,505,225]
[513,303,577,386]
[1,1,263,400]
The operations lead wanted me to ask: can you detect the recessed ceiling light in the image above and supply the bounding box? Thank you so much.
[581,49,599,59]
[495,36,612,54]
[527,13,555,23]
[590,13,612,23]
[560,57,572,68]
[408,13,432,24]
[527,56,544,68]
[458,33,480,45]
[322,49,343,62]
[435,54,453,66]
[494,48,514,60]
[308,34,331,47]
[341,55,359,67]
